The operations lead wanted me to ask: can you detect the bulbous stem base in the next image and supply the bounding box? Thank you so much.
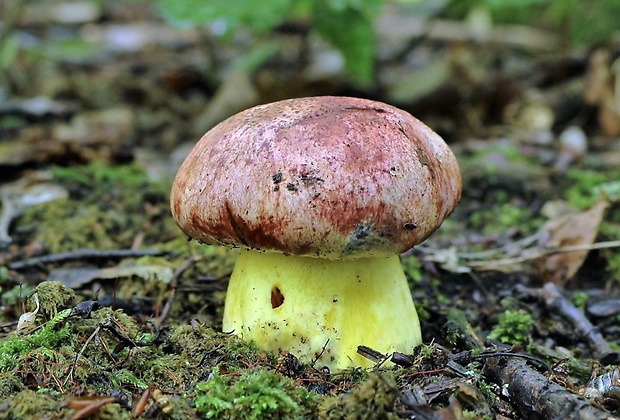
[222,250,421,370]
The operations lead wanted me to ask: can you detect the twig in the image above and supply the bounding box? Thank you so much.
[465,240,620,270]
[453,350,549,371]
[154,255,202,327]
[8,248,171,270]
[357,345,386,364]
[66,325,101,386]
[515,283,619,364]
[312,339,331,369]
[415,233,540,260]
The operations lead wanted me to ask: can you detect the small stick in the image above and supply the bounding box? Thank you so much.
[8,248,171,270]
[312,339,331,369]
[66,325,101,386]
[465,240,620,270]
[154,255,201,327]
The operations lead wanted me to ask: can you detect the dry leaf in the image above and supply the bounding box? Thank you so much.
[435,395,464,420]
[17,292,39,335]
[48,264,174,289]
[584,48,611,106]
[584,47,620,137]
[536,199,609,284]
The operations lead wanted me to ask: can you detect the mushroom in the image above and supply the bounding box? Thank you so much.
[170,96,461,370]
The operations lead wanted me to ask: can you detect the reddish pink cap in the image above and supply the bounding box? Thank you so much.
[171,96,462,259]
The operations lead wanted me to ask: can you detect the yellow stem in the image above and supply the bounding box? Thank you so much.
[223,249,421,370]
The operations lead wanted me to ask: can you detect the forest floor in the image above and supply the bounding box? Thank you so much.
[1,2,620,419]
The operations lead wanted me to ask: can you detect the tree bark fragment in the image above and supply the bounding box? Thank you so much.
[485,356,619,420]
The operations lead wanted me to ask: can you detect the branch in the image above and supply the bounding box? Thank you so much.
[8,248,171,270]
[484,356,619,420]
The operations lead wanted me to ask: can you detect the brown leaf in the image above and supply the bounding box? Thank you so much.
[61,396,117,419]
[536,199,609,284]
[584,48,612,106]
[599,93,620,138]
[435,395,464,420]
[583,47,620,137]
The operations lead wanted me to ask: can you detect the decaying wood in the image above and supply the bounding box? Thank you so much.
[515,283,619,364]
[485,356,619,420]
[441,308,618,418]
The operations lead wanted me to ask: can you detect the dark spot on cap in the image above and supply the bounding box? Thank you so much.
[300,171,324,185]
[416,147,436,179]
[403,223,417,230]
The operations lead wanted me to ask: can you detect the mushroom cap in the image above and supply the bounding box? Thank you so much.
[171,96,461,259]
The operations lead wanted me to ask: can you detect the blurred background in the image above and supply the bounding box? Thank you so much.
[1,0,619,180]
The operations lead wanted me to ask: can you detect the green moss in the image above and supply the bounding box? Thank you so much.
[488,309,533,345]
[0,372,24,398]
[28,281,75,320]
[571,291,589,309]
[51,160,156,193]
[443,308,483,351]
[470,201,541,236]
[19,160,175,253]
[3,390,58,418]
[0,309,71,372]
[194,369,317,419]
[169,323,277,377]
[112,369,149,390]
[564,168,613,209]
[318,372,398,419]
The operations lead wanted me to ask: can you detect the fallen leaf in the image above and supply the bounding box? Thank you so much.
[61,396,117,420]
[536,199,609,284]
[584,47,620,138]
[17,292,39,335]
[435,395,464,420]
[48,264,174,288]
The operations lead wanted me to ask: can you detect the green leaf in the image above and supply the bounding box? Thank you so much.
[312,1,378,82]
[0,33,19,69]
[157,0,384,82]
[157,0,294,34]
